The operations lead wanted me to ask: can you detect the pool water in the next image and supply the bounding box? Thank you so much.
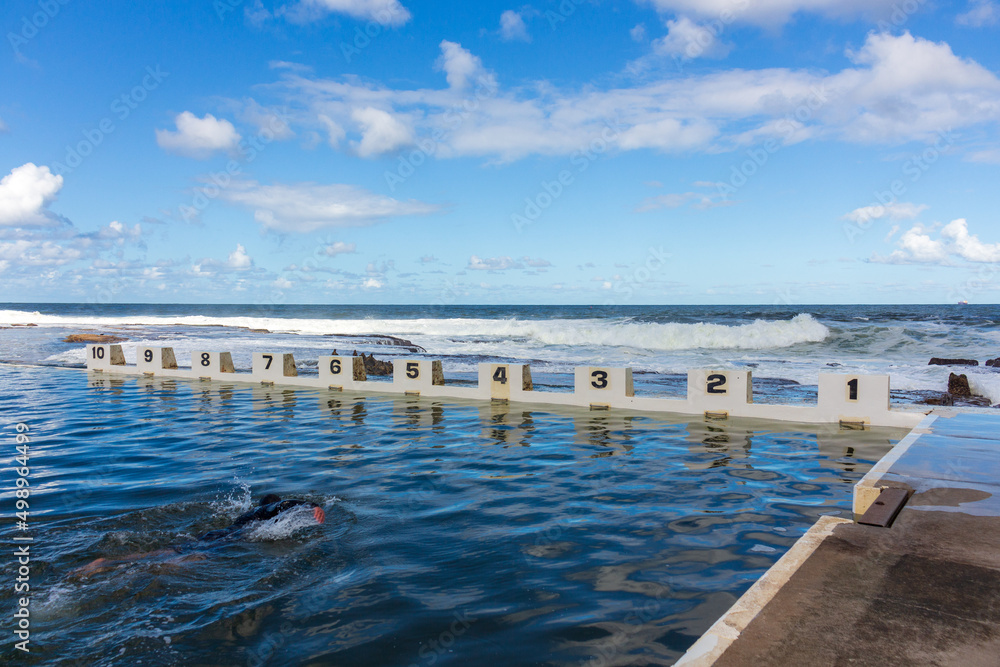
[0,364,905,665]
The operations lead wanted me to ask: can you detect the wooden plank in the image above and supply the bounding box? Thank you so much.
[858,487,910,527]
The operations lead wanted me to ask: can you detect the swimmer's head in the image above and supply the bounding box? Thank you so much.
[260,493,280,506]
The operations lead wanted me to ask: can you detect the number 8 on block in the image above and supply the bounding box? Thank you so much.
[191,351,236,379]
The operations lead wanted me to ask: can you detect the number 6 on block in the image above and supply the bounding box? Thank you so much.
[319,355,366,389]
[191,351,235,379]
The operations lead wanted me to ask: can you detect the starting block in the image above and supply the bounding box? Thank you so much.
[319,355,367,390]
[479,363,533,402]
[191,350,235,380]
[253,352,297,384]
[392,359,444,394]
[574,366,634,409]
[86,344,126,371]
[688,369,752,417]
[137,346,178,374]
[818,374,890,426]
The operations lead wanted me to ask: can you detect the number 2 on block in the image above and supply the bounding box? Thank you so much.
[707,374,727,394]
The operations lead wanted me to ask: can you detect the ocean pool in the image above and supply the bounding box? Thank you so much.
[0,363,905,665]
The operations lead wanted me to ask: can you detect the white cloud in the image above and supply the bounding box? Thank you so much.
[635,187,733,211]
[942,218,1000,262]
[630,24,647,41]
[0,239,82,269]
[436,40,493,90]
[156,112,242,158]
[219,179,439,233]
[967,148,1000,163]
[274,276,294,289]
[957,0,999,26]
[318,113,346,147]
[363,277,383,288]
[0,117,8,133]
[227,243,253,269]
[351,107,413,157]
[322,241,356,256]
[873,219,1000,264]
[651,16,732,60]
[500,10,530,42]
[521,256,552,268]
[468,255,523,270]
[842,202,928,224]
[0,163,64,227]
[282,0,411,25]
[638,0,908,27]
[264,32,1000,162]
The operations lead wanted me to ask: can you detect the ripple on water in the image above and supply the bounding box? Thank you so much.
[0,364,905,665]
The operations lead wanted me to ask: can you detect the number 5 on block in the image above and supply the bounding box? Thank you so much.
[392,359,444,394]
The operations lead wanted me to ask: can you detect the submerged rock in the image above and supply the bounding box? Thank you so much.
[921,393,954,406]
[929,358,979,366]
[63,333,128,343]
[986,358,1000,368]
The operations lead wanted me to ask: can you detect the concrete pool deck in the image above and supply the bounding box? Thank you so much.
[678,410,1000,666]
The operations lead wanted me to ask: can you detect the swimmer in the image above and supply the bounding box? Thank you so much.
[72,494,325,577]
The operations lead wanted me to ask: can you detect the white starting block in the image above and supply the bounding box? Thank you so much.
[818,374,889,425]
[392,359,444,394]
[86,344,126,371]
[191,350,235,379]
[137,346,178,374]
[574,366,634,409]
[253,352,297,384]
[319,355,367,390]
[688,369,752,417]
[478,363,533,402]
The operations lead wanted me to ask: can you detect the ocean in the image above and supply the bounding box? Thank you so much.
[0,303,993,664]
[2,303,999,404]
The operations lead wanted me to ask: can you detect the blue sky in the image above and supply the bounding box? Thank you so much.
[1,0,999,305]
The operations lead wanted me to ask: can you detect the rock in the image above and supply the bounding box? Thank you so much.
[921,393,954,406]
[248,328,270,333]
[929,358,979,366]
[63,333,128,343]
[986,358,1000,367]
[361,353,393,376]
[948,373,972,397]
[12,323,38,327]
